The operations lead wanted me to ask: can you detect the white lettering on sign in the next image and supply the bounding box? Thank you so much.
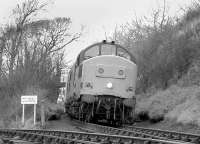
[21,95,38,104]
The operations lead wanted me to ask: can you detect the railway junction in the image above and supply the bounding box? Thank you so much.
[0,117,199,144]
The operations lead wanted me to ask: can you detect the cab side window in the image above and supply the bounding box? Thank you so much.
[117,47,131,60]
[78,64,83,78]
[67,72,72,91]
[84,45,100,60]
[76,55,80,66]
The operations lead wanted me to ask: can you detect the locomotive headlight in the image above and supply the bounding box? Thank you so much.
[107,82,113,89]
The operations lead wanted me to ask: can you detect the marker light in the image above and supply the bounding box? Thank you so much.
[85,82,93,88]
[127,87,133,92]
[118,70,124,75]
[98,68,104,74]
[107,82,113,89]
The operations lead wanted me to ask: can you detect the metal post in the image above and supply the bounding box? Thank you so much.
[22,104,25,125]
[34,104,36,125]
[79,106,81,120]
[122,103,124,123]
[114,99,117,120]
[132,98,136,118]
[41,101,45,127]
[96,100,101,113]
[92,102,94,117]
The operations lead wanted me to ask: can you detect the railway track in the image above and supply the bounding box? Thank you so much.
[0,128,190,144]
[0,129,98,144]
[124,126,200,144]
[0,136,37,144]
[72,120,199,144]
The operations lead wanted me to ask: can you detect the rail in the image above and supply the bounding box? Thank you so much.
[72,120,198,143]
[2,129,191,144]
[124,125,200,144]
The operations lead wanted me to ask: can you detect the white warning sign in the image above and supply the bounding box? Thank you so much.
[21,95,37,104]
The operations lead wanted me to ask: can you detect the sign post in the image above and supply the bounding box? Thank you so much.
[34,104,36,125]
[22,104,25,125]
[21,95,38,125]
[40,100,45,127]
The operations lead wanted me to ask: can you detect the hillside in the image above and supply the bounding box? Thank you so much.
[136,59,200,128]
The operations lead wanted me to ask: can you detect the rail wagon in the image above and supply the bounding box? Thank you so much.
[65,40,137,125]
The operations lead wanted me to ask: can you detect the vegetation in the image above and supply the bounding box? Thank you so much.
[112,0,200,126]
[0,0,81,128]
[113,0,200,93]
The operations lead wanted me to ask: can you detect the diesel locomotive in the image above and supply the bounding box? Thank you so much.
[64,40,137,125]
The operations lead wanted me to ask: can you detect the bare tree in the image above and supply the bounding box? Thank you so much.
[1,0,46,78]
[0,0,82,98]
[112,0,178,92]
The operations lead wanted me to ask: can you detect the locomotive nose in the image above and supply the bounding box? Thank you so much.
[81,55,136,99]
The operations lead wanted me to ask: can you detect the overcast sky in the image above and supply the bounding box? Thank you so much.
[0,0,192,61]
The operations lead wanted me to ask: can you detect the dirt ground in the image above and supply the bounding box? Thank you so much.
[44,114,83,131]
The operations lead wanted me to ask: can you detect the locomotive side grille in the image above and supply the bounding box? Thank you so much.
[95,64,126,79]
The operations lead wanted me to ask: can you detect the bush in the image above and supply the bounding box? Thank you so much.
[166,91,200,126]
[150,115,164,123]
[137,111,149,121]
[136,85,185,117]
[136,85,200,126]
[44,101,64,121]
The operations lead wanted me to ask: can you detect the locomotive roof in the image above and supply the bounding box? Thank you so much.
[79,41,136,63]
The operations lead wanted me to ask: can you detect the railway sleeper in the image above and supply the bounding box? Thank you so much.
[189,137,199,143]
